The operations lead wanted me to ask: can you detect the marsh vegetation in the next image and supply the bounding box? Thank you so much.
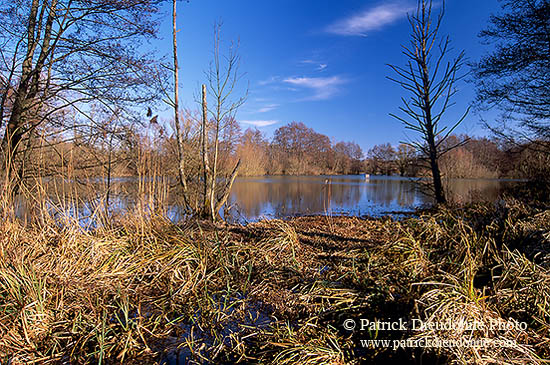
[0,0,549,363]
[1,188,549,364]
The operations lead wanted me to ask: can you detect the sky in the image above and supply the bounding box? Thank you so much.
[151,0,502,153]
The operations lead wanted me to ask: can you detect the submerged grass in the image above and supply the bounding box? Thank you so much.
[0,197,549,364]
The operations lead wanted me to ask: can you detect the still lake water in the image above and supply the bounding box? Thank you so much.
[224,175,517,222]
[19,175,519,224]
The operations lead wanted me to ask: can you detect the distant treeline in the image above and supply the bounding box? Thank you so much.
[365,135,550,180]
[234,121,549,180]
[236,122,364,176]
[38,120,549,182]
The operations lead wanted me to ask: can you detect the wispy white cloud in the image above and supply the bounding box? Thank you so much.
[283,76,347,100]
[258,76,280,86]
[326,2,414,36]
[253,97,270,102]
[300,60,328,72]
[257,104,279,113]
[240,120,278,127]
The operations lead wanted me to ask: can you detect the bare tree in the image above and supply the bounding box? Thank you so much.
[367,143,396,175]
[271,121,332,175]
[171,0,191,211]
[473,0,550,142]
[237,128,268,176]
[200,23,247,220]
[170,19,246,221]
[388,0,469,204]
[0,0,165,188]
[395,143,417,177]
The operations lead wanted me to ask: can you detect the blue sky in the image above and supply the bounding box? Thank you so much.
[153,0,501,152]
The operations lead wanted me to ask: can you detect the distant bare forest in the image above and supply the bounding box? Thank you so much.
[27,117,549,182]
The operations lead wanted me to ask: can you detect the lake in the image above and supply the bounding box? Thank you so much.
[15,175,521,225]
[223,175,518,222]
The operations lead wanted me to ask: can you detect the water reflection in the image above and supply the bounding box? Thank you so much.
[13,175,520,224]
[227,175,518,222]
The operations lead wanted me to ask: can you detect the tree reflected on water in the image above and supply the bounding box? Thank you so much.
[15,175,519,225]
[227,175,516,221]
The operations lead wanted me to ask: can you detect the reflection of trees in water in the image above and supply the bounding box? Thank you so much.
[445,179,503,204]
[364,179,418,207]
[230,178,331,218]
[17,176,517,223]
[396,180,422,206]
[15,178,184,224]
[230,178,348,218]
[229,177,419,218]
[326,182,362,210]
[229,177,512,220]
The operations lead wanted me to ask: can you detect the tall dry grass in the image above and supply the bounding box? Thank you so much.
[0,148,549,364]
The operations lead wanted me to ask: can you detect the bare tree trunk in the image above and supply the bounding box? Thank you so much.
[388,0,467,205]
[106,133,113,208]
[214,158,241,216]
[200,84,211,217]
[422,78,446,204]
[209,112,220,219]
[172,0,190,210]
[418,5,446,204]
[427,128,446,204]
[190,24,246,221]
[2,0,57,181]
[2,0,40,178]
